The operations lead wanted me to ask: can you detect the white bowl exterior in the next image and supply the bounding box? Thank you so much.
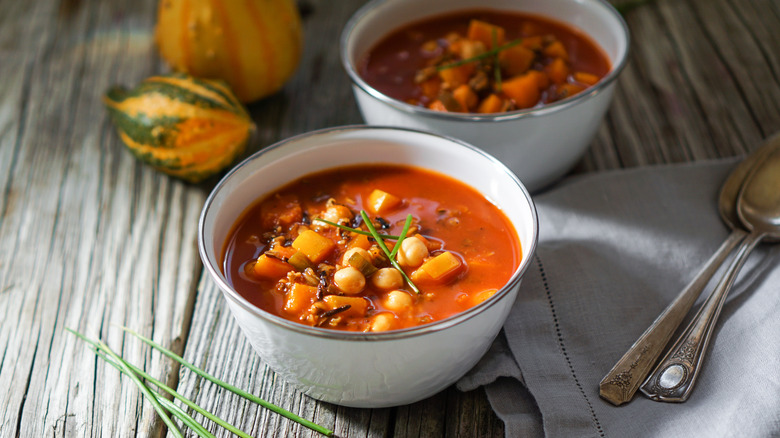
[342,0,629,191]
[200,126,538,407]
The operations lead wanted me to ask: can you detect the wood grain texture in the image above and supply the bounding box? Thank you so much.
[0,0,778,436]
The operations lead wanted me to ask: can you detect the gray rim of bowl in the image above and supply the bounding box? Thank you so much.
[198,124,539,342]
[339,0,630,122]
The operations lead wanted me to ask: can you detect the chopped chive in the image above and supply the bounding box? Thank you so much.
[66,328,184,438]
[389,214,413,260]
[313,217,402,239]
[117,326,334,437]
[436,38,523,71]
[360,211,420,294]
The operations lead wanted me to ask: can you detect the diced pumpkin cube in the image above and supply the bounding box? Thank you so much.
[528,69,550,90]
[521,36,544,51]
[253,254,293,279]
[501,72,542,109]
[477,93,505,113]
[292,230,335,264]
[322,295,369,318]
[499,45,534,77]
[545,57,569,85]
[573,71,600,86]
[411,251,463,283]
[419,77,442,100]
[284,283,318,314]
[348,233,371,251]
[367,189,402,214]
[543,40,569,60]
[438,63,475,88]
[452,84,478,112]
[467,19,505,49]
[555,83,586,100]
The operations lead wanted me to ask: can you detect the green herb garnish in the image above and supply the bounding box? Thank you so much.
[492,28,503,92]
[435,38,523,71]
[66,327,334,437]
[360,211,420,294]
[314,217,402,239]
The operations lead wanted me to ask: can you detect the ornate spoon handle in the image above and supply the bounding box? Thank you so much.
[640,231,764,402]
[598,230,745,406]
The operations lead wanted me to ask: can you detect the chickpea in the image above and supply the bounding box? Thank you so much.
[333,267,365,295]
[370,313,395,332]
[321,203,353,224]
[371,268,403,291]
[396,236,428,268]
[384,290,413,312]
[342,247,372,266]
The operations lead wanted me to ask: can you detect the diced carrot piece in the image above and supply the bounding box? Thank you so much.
[367,189,402,214]
[428,99,448,112]
[467,19,505,49]
[521,36,544,51]
[543,40,569,60]
[284,283,318,314]
[477,93,505,113]
[573,71,600,86]
[292,230,335,264]
[260,194,302,229]
[438,63,475,88]
[348,233,371,251]
[499,45,535,77]
[322,295,369,318]
[411,251,463,284]
[545,57,569,85]
[452,84,478,112]
[501,72,542,109]
[555,83,586,100]
[527,69,550,90]
[253,254,294,279]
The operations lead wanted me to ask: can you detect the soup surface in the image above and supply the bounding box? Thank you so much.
[222,164,522,332]
[358,9,611,113]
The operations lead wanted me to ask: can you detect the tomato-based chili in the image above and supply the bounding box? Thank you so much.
[222,164,522,332]
[358,10,611,113]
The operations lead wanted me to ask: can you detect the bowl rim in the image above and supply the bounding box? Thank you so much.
[339,0,630,122]
[198,125,539,342]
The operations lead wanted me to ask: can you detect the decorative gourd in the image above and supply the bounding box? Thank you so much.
[103,73,254,183]
[155,0,303,103]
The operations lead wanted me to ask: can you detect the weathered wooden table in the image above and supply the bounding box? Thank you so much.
[1,0,778,436]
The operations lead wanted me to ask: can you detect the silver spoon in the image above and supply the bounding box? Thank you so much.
[599,133,780,405]
[641,141,780,402]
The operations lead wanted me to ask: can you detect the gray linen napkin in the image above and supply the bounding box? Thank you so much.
[458,159,780,437]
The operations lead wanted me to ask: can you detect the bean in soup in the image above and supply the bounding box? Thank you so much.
[222,164,522,332]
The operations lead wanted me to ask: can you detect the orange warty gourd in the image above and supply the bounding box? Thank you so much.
[155,0,303,103]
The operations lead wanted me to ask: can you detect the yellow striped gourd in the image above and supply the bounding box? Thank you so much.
[103,73,254,183]
[155,0,303,103]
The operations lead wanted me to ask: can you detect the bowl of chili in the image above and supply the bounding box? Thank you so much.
[198,125,538,407]
[341,0,629,192]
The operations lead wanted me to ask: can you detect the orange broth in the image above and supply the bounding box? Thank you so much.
[222,164,522,332]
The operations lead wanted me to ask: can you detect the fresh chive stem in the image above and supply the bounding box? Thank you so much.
[436,38,523,71]
[389,214,413,260]
[360,211,420,294]
[65,328,184,438]
[314,217,402,239]
[118,326,334,437]
[96,347,252,438]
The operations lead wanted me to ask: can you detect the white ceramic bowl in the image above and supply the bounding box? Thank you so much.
[198,126,538,407]
[341,0,629,192]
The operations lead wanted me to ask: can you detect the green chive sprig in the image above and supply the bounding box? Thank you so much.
[435,38,523,71]
[359,211,420,294]
[66,327,334,437]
